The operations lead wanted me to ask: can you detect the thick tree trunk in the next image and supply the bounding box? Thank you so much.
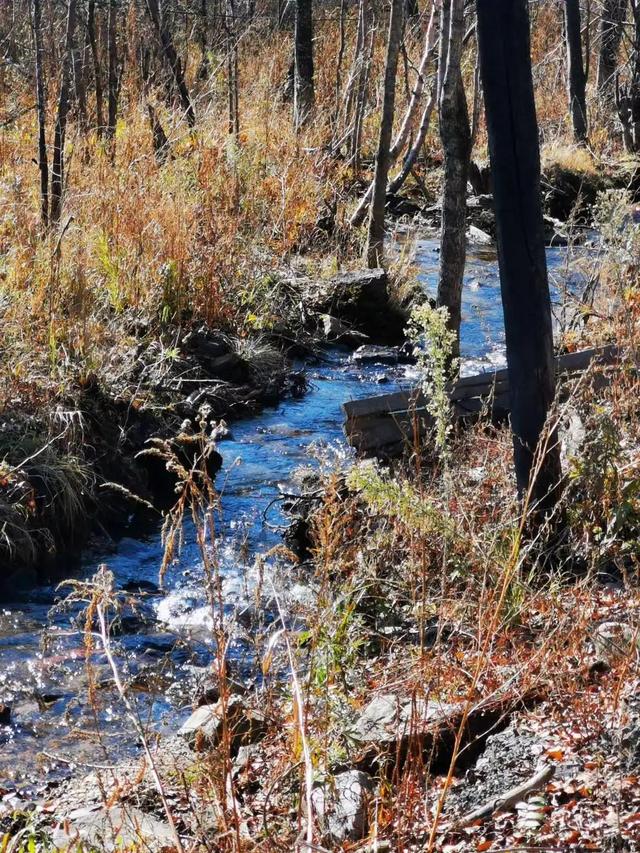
[437,0,471,361]
[565,0,588,142]
[476,0,562,512]
[32,0,48,226]
[597,0,627,100]
[87,0,104,136]
[50,0,78,225]
[366,0,404,267]
[145,0,196,126]
[294,0,314,129]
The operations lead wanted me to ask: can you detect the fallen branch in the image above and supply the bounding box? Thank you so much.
[453,763,555,828]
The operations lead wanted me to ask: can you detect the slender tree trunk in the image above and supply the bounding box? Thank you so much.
[342,0,367,129]
[350,0,373,177]
[388,83,436,194]
[87,0,104,136]
[597,0,627,100]
[32,0,49,226]
[50,0,78,225]
[334,0,347,132]
[617,0,640,150]
[366,0,404,267]
[565,0,588,142]
[73,31,88,132]
[437,0,471,361]
[107,0,118,139]
[199,0,209,78]
[145,0,196,126]
[294,0,314,129]
[226,0,239,136]
[477,0,562,512]
[350,2,437,227]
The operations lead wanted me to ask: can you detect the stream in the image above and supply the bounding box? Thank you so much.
[0,235,598,796]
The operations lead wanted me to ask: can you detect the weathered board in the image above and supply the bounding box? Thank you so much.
[342,344,620,455]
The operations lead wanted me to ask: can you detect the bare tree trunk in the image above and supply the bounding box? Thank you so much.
[32,0,49,226]
[334,0,347,132]
[565,0,588,142]
[87,0,104,136]
[350,1,437,227]
[226,0,239,136]
[106,0,118,139]
[616,0,640,150]
[199,0,209,78]
[50,0,78,225]
[145,0,196,126]
[366,0,404,267]
[437,0,470,361]
[350,1,374,177]
[147,103,170,163]
[477,0,562,513]
[73,30,88,132]
[597,0,627,100]
[388,83,436,194]
[294,0,314,129]
[342,0,367,130]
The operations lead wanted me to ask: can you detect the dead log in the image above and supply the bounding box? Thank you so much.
[342,345,620,455]
[453,762,555,827]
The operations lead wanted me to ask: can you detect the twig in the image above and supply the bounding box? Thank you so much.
[452,763,555,829]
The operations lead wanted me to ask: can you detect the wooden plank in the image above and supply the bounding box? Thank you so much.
[343,344,620,455]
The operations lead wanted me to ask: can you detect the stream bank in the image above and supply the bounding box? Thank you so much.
[0,234,604,800]
[0,268,409,594]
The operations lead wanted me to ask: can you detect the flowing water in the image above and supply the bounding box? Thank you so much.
[0,236,597,795]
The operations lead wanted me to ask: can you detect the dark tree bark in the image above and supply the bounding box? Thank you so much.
[477,0,562,512]
[145,0,196,126]
[106,0,118,139]
[226,0,239,137]
[198,0,209,78]
[147,103,170,163]
[564,0,588,142]
[597,0,627,100]
[50,0,78,225]
[616,1,640,150]
[294,0,314,129]
[405,0,419,22]
[73,31,88,132]
[366,0,404,267]
[32,0,49,226]
[87,0,104,135]
[437,0,471,361]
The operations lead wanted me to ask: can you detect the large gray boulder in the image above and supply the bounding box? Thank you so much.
[353,693,459,749]
[52,805,176,853]
[311,770,374,843]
